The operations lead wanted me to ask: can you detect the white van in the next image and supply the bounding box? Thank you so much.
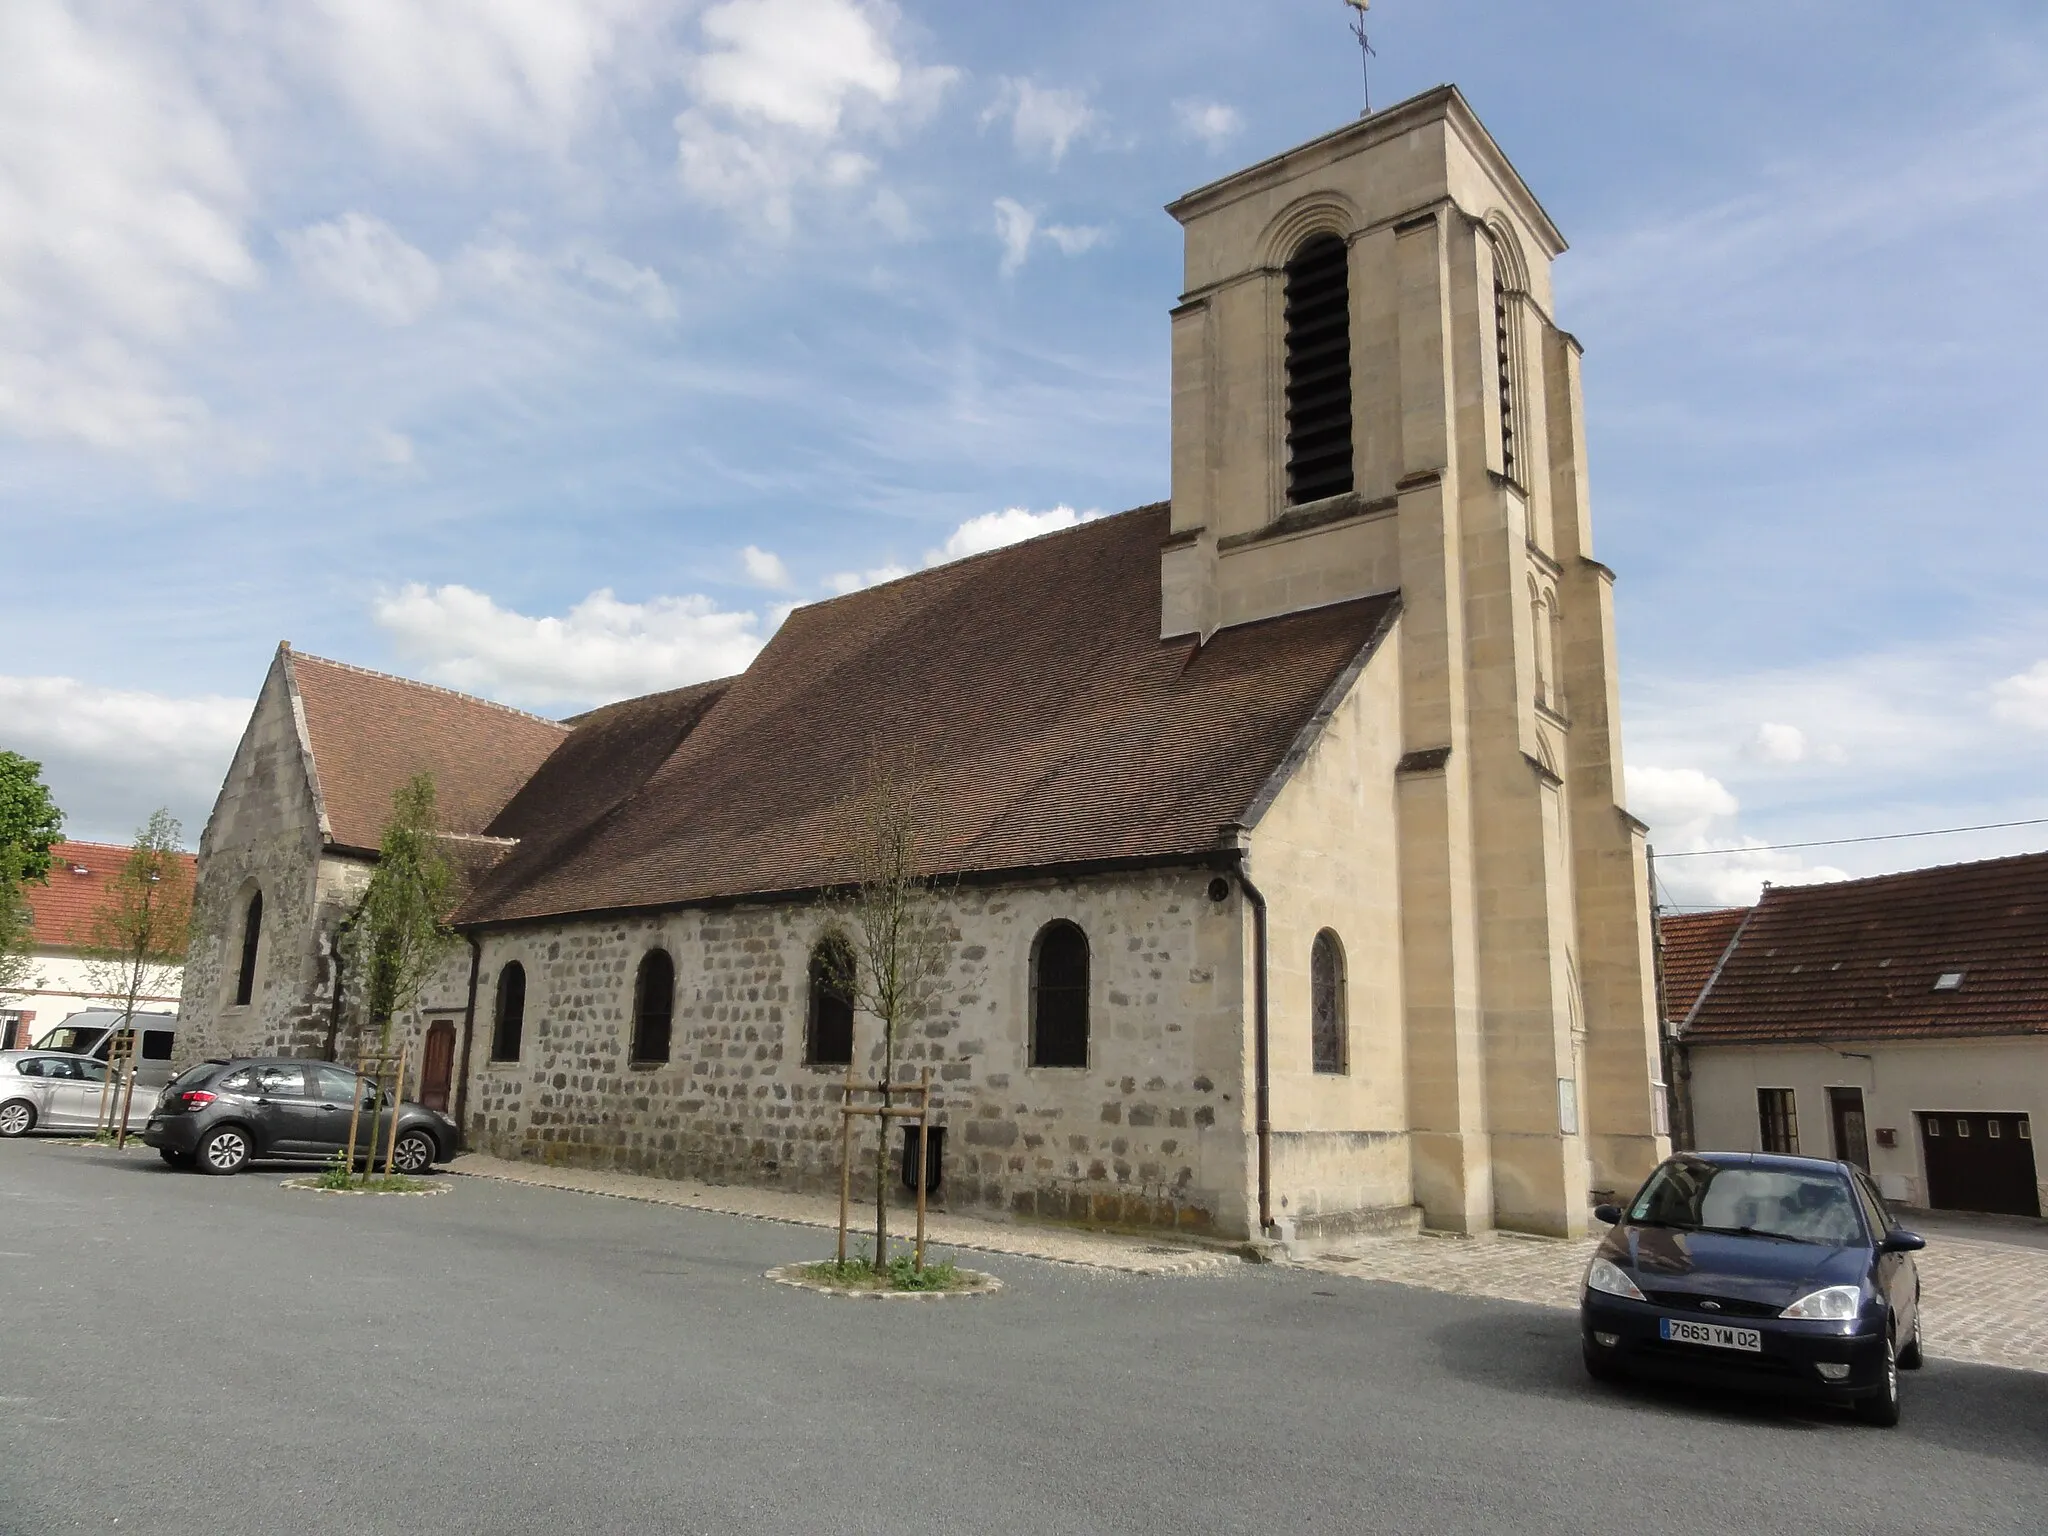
[32,1010,180,1090]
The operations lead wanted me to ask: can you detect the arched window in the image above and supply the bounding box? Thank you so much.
[1283,233,1353,506]
[806,934,855,1067]
[1486,227,1523,486]
[1030,921,1090,1068]
[492,962,526,1063]
[233,890,263,1006]
[1311,930,1347,1075]
[631,950,674,1064]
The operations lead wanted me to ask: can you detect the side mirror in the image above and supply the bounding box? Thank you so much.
[1883,1230,1926,1254]
[1593,1204,1623,1226]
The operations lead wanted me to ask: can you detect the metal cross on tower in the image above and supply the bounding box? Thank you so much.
[1343,0,1376,117]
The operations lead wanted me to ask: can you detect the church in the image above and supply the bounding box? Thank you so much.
[177,85,1667,1244]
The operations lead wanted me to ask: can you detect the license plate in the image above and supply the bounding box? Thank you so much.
[1660,1317,1762,1352]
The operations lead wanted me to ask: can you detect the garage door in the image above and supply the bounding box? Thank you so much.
[1918,1112,2040,1218]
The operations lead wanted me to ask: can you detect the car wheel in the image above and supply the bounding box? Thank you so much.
[198,1125,252,1176]
[1855,1331,1902,1427]
[0,1100,36,1138]
[158,1148,192,1170]
[1897,1309,1924,1371]
[391,1129,436,1175]
[1582,1343,1621,1385]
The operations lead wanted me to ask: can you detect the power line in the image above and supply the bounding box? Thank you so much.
[1655,815,2048,860]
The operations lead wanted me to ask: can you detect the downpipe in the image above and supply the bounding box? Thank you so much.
[1234,860,1275,1238]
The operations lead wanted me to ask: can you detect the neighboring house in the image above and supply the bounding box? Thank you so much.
[2,840,199,1050]
[1670,851,2048,1218]
[179,86,1669,1244]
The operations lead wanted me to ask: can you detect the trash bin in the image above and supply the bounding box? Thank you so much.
[900,1123,945,1195]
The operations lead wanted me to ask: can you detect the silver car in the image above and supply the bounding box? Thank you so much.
[0,1051,152,1137]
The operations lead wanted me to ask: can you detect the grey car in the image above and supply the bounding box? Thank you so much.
[0,1051,151,1137]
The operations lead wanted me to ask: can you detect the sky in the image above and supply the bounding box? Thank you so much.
[2,0,2044,911]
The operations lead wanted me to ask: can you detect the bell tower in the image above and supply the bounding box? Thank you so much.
[1165,87,1669,1235]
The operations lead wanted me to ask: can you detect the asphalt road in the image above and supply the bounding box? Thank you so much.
[3,1141,2045,1536]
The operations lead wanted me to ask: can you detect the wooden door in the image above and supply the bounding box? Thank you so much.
[1828,1087,1870,1172]
[420,1020,457,1113]
[1919,1112,2041,1217]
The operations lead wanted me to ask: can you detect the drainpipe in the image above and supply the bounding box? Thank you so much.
[453,935,481,1150]
[1233,858,1275,1237]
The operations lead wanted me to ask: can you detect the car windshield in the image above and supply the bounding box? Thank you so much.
[1630,1162,1864,1246]
[165,1063,218,1093]
[34,1025,108,1054]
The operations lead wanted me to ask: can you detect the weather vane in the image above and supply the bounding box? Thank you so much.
[1343,0,1375,117]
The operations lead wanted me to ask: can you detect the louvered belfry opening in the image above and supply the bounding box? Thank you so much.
[1283,233,1354,505]
[1494,270,1519,485]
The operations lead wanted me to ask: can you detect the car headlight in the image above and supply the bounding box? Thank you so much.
[1779,1285,1862,1321]
[1585,1257,1646,1301]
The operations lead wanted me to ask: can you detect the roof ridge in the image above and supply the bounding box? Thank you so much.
[1759,844,2048,903]
[289,649,570,731]
[790,501,1166,616]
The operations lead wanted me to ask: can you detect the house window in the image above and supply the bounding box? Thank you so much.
[630,950,674,1064]
[233,890,263,1007]
[492,962,526,1063]
[806,934,855,1068]
[1030,921,1090,1068]
[1283,233,1353,506]
[1493,264,1518,485]
[1310,929,1347,1075]
[1757,1088,1799,1154]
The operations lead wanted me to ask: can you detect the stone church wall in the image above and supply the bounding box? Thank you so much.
[463,868,1255,1237]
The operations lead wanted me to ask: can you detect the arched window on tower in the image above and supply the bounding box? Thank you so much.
[631,949,674,1064]
[806,934,855,1067]
[1283,233,1354,506]
[492,962,526,1063]
[1531,582,1562,714]
[1311,930,1347,1075]
[1486,228,1522,487]
[1030,921,1090,1068]
[233,890,263,1007]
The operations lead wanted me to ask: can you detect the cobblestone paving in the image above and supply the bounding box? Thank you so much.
[1292,1226,2048,1375]
[446,1153,1239,1275]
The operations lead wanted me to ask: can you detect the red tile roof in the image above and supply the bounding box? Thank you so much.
[458,504,1401,926]
[1659,907,1749,1025]
[1680,850,2048,1045]
[288,652,570,852]
[22,840,199,951]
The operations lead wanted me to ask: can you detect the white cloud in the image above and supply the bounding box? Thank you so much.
[994,198,1037,276]
[372,583,765,707]
[823,562,909,596]
[0,0,256,453]
[741,545,791,588]
[284,213,442,326]
[1174,98,1242,150]
[301,0,672,157]
[993,199,1103,275]
[1992,660,2048,728]
[0,674,251,844]
[931,505,1097,562]
[370,427,416,467]
[983,78,1095,167]
[673,0,953,233]
[1625,765,1850,909]
[825,504,1100,594]
[1745,721,1808,765]
[452,234,677,319]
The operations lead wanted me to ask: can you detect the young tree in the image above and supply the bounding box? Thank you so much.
[340,773,458,1055]
[0,752,65,1003]
[820,755,954,1265]
[82,810,193,1141]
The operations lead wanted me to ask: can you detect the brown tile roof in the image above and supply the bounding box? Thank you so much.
[487,679,733,855]
[458,504,1400,926]
[1681,850,2048,1045]
[1659,907,1749,1024]
[22,840,199,951]
[288,652,570,853]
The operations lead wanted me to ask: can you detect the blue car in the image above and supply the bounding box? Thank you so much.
[1581,1152,1925,1426]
